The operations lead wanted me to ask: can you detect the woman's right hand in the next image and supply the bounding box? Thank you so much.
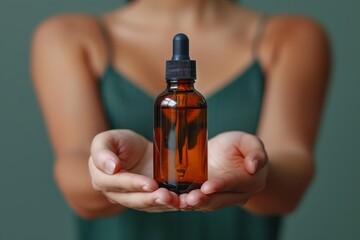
[89,129,179,212]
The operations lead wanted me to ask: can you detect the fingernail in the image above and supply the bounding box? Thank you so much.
[104,159,116,174]
[155,198,165,205]
[143,186,153,192]
[251,159,258,174]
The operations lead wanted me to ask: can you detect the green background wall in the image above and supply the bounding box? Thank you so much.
[0,0,358,239]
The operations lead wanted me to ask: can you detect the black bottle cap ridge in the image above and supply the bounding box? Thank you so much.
[166,33,196,81]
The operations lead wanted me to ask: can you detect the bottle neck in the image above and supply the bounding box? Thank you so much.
[166,80,195,91]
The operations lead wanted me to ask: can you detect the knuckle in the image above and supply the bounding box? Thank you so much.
[93,131,106,143]
[253,135,264,147]
[93,152,104,167]
[90,133,102,151]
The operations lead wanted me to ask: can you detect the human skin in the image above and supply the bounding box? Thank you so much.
[89,130,268,212]
[31,0,330,219]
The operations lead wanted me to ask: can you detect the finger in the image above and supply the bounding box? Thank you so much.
[244,150,267,175]
[201,172,262,194]
[219,132,267,174]
[105,188,180,212]
[234,133,267,175]
[90,130,124,174]
[108,195,179,213]
[210,132,267,175]
[89,159,158,192]
[184,191,250,212]
[179,190,208,211]
[200,173,243,194]
[179,193,189,210]
[91,130,149,173]
[90,151,121,175]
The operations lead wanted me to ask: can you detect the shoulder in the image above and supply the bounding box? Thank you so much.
[33,14,102,46]
[32,14,107,77]
[267,15,328,35]
[268,15,330,50]
[260,15,331,74]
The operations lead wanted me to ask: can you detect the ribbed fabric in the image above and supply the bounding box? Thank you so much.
[75,60,281,240]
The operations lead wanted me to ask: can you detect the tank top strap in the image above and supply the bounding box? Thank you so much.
[96,17,114,66]
[252,15,269,60]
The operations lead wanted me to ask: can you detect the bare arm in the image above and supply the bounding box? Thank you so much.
[31,16,124,219]
[175,17,330,216]
[244,17,331,215]
[32,14,330,218]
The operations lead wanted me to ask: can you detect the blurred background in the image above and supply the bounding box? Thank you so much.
[0,0,359,239]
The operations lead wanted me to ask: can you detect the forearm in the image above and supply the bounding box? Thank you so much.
[54,153,126,219]
[243,150,315,216]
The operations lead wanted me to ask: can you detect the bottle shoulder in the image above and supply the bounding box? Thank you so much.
[154,90,207,109]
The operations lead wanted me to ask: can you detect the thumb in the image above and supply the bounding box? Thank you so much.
[216,131,267,175]
[239,134,267,175]
[90,149,121,175]
[91,129,150,174]
[90,131,122,175]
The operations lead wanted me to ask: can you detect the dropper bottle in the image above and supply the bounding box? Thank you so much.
[153,33,208,194]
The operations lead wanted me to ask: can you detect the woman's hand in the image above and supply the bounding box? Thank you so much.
[89,129,179,212]
[179,131,268,212]
[89,130,267,213]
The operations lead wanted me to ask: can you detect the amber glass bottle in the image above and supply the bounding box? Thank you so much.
[154,33,207,194]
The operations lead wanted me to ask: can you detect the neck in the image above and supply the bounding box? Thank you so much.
[128,0,234,29]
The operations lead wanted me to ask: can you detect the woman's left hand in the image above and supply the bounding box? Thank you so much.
[179,131,268,211]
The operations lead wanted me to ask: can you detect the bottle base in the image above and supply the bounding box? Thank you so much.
[158,182,203,194]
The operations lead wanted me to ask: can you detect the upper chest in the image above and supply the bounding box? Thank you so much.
[102,22,257,98]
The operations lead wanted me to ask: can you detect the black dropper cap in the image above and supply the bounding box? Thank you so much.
[166,33,196,81]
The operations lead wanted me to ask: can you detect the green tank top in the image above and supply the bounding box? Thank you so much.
[76,61,280,240]
[76,15,280,240]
